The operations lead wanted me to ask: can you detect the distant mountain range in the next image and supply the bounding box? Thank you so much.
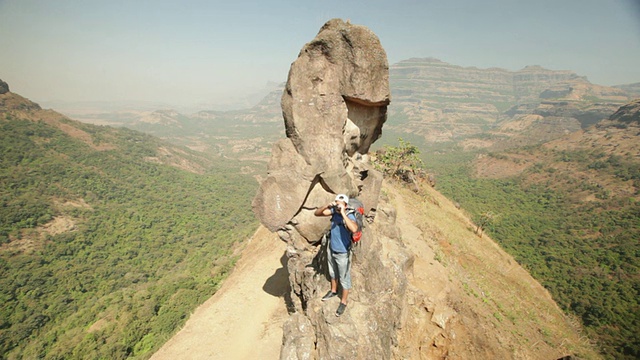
[613,82,640,97]
[387,58,631,145]
[40,58,637,160]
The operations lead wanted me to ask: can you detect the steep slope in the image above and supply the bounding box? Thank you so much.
[390,181,597,359]
[439,100,640,358]
[150,180,598,359]
[0,82,259,359]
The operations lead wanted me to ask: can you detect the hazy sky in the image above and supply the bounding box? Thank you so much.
[1,0,639,108]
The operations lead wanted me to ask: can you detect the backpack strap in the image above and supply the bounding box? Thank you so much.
[344,209,356,230]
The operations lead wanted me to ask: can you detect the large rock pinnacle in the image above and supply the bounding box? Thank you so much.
[253,18,389,242]
[252,19,408,360]
[0,79,9,94]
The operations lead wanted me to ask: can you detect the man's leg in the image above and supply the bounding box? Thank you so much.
[336,252,352,303]
[328,245,339,293]
[334,252,351,316]
[341,288,349,304]
[323,248,339,301]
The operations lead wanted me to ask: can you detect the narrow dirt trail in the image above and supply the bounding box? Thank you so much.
[150,226,289,360]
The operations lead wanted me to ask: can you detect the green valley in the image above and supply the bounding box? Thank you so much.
[416,109,640,359]
[0,93,258,359]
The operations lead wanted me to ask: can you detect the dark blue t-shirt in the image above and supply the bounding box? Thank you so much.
[330,209,356,253]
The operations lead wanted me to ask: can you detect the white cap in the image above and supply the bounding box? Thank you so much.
[335,194,349,204]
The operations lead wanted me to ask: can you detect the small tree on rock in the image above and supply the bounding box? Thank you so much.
[373,138,427,189]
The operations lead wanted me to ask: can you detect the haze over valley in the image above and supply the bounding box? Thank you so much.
[1,1,639,359]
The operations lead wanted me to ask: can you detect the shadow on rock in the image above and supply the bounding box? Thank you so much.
[263,252,297,314]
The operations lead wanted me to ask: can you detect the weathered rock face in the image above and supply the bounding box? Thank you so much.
[281,205,412,360]
[252,19,407,359]
[0,79,9,94]
[253,18,389,238]
[609,98,640,124]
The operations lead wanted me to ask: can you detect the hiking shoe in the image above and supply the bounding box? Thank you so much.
[335,302,347,317]
[322,291,337,301]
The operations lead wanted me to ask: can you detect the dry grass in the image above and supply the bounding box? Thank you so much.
[386,180,601,359]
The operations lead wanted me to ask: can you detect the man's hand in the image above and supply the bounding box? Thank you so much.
[314,202,335,217]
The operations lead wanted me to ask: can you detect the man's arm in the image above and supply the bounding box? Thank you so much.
[314,202,334,217]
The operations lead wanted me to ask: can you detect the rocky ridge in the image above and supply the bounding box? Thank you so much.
[388,58,631,145]
[608,98,640,124]
[150,178,599,360]
[250,20,597,359]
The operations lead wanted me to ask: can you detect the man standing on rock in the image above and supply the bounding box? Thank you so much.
[314,194,358,316]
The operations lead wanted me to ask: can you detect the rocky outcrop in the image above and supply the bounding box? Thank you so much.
[281,207,412,359]
[0,81,42,112]
[0,79,9,94]
[609,98,640,124]
[252,19,408,359]
[253,18,390,238]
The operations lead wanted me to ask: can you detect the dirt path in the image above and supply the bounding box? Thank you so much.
[151,226,288,360]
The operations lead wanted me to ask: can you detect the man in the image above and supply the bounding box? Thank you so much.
[314,193,358,317]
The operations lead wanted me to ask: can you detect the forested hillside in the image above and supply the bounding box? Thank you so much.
[0,92,258,359]
[420,103,640,359]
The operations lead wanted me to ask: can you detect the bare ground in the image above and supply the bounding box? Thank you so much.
[150,226,289,360]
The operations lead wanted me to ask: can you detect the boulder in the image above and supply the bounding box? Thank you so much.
[0,79,9,94]
[252,139,315,232]
[280,19,389,194]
